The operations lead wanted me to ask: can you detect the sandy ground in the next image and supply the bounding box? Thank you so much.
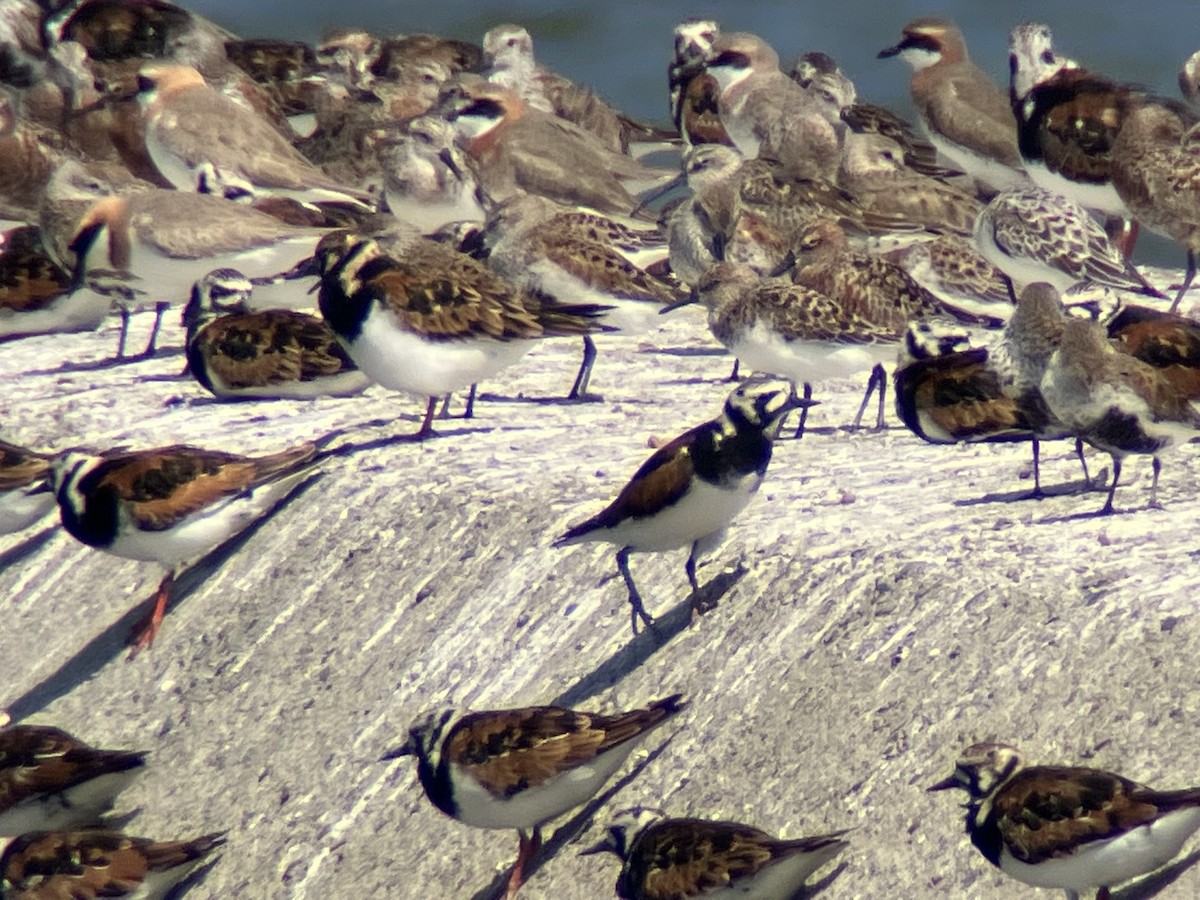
[3,286,1200,900]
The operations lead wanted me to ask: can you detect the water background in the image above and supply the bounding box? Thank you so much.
[189,0,1200,267]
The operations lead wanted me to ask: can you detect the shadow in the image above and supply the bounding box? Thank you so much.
[1112,850,1200,899]
[164,852,226,900]
[2,476,322,722]
[550,563,745,710]
[468,730,680,900]
[0,525,57,573]
[798,859,851,898]
[952,474,1105,507]
[1037,506,1146,524]
[649,346,729,358]
[475,391,605,406]
[25,345,182,376]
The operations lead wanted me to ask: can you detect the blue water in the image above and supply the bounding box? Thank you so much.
[189,0,1200,267]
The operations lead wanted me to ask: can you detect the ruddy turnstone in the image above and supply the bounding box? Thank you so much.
[703,32,841,181]
[307,229,612,435]
[481,192,678,400]
[0,827,226,899]
[837,132,982,237]
[554,377,811,632]
[1106,303,1200,400]
[930,741,1200,900]
[974,188,1166,300]
[378,115,486,235]
[583,806,849,899]
[381,695,686,898]
[1109,98,1200,312]
[1008,22,1135,239]
[0,724,146,835]
[1041,315,1200,514]
[0,438,54,535]
[440,79,668,217]
[879,17,1028,192]
[671,261,897,435]
[1181,49,1200,108]
[51,440,321,655]
[182,268,369,401]
[668,18,729,147]
[0,224,108,342]
[135,62,369,206]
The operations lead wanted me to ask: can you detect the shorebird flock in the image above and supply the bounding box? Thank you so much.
[3,2,1200,898]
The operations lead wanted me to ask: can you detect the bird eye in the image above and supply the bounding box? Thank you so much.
[136,74,155,93]
[506,38,517,48]
[1041,50,1054,65]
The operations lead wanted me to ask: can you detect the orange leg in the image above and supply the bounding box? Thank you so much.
[127,570,175,659]
[414,396,438,439]
[504,827,541,899]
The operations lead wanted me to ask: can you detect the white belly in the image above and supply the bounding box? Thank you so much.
[450,741,640,830]
[975,216,1077,293]
[0,768,143,836]
[730,323,895,385]
[687,844,843,898]
[208,368,371,401]
[1000,806,1200,891]
[583,475,761,553]
[0,287,110,338]
[348,310,530,397]
[928,132,1029,192]
[1025,158,1130,218]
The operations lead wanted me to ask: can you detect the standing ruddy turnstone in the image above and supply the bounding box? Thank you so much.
[1041,315,1200,514]
[381,695,686,899]
[307,229,612,436]
[481,192,678,400]
[583,807,849,899]
[0,724,146,835]
[134,63,369,207]
[879,18,1028,192]
[1008,23,1136,243]
[182,268,369,400]
[0,438,55,535]
[0,828,226,900]
[668,18,729,147]
[929,742,1200,900]
[51,440,321,656]
[703,32,841,181]
[554,377,811,632]
[669,262,896,436]
[974,188,1166,300]
[1109,98,1200,312]
[378,115,486,235]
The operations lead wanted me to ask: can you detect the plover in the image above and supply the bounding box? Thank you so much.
[378,114,486,235]
[441,79,669,217]
[381,695,686,899]
[583,806,849,899]
[0,437,55,535]
[554,377,811,632]
[0,828,226,900]
[481,192,678,400]
[1008,22,1136,245]
[135,62,369,206]
[1041,315,1200,513]
[930,742,1200,900]
[703,32,841,181]
[879,17,1028,192]
[51,440,321,655]
[0,724,147,835]
[182,268,369,401]
[307,229,612,435]
[1109,98,1200,312]
[672,261,897,435]
[974,187,1166,300]
[838,131,983,237]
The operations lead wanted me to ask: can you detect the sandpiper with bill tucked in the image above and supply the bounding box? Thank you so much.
[879,17,1028,192]
[381,695,686,899]
[929,741,1200,900]
[554,377,811,633]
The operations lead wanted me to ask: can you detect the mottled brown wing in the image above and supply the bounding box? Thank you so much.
[995,767,1163,863]
[754,281,896,344]
[680,73,732,146]
[198,314,303,387]
[1111,307,1200,400]
[559,429,700,540]
[535,228,678,304]
[0,440,51,492]
[0,830,149,897]
[633,819,777,898]
[0,726,83,810]
[0,227,72,312]
[1036,74,1127,181]
[364,261,545,341]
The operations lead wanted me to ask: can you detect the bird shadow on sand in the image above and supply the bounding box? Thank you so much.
[648,346,729,358]
[24,344,182,377]
[1112,851,1200,899]
[0,525,57,574]
[2,476,322,723]
[468,731,680,900]
[550,561,746,710]
[952,473,1107,508]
